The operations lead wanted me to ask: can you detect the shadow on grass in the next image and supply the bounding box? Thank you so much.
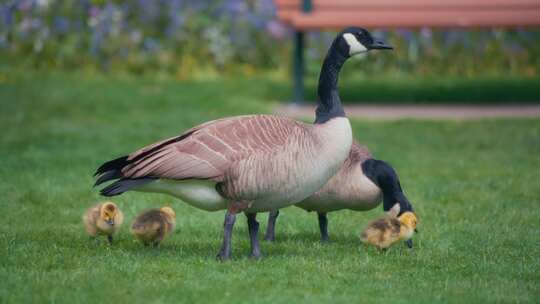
[46,229,367,261]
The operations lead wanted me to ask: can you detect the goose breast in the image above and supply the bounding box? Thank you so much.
[296,142,382,212]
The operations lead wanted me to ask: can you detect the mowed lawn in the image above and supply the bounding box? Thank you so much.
[1,71,539,303]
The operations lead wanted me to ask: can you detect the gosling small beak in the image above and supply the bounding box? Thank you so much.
[370,38,393,50]
[107,219,114,226]
[405,239,413,248]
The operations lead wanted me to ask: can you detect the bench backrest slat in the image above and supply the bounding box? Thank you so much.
[290,10,540,29]
[276,0,540,28]
[276,0,540,9]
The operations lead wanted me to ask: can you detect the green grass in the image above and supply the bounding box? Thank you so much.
[1,71,539,303]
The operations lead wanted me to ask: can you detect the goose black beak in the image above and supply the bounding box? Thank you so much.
[405,239,413,248]
[370,39,393,50]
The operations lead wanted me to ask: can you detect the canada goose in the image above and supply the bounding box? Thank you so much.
[82,201,124,244]
[131,206,176,247]
[360,211,418,251]
[263,142,415,247]
[94,27,392,260]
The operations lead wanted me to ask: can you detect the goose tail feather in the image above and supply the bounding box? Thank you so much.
[100,178,156,197]
[94,156,129,177]
[94,155,156,196]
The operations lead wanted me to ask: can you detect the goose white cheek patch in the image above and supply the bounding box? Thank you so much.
[386,203,401,217]
[343,33,367,55]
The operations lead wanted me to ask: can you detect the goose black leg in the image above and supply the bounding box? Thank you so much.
[217,210,236,261]
[107,235,113,245]
[246,213,261,259]
[318,212,329,242]
[264,210,280,241]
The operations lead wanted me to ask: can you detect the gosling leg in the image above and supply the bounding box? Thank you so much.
[246,213,261,258]
[89,236,100,246]
[217,210,237,261]
[405,239,413,248]
[318,212,329,243]
[264,210,280,242]
[107,235,113,245]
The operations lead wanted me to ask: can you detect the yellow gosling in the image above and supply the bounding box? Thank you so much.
[360,211,418,251]
[131,207,176,247]
[83,201,124,245]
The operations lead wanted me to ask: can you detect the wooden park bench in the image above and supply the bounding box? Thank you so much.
[275,0,540,101]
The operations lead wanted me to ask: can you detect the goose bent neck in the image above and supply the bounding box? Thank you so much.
[315,46,347,124]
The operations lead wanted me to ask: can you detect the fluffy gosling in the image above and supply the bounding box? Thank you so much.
[131,207,176,247]
[360,211,418,251]
[83,201,124,244]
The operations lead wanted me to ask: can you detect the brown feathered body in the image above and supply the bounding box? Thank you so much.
[296,142,381,212]
[100,115,352,213]
[360,212,418,250]
[131,207,176,246]
[82,202,123,237]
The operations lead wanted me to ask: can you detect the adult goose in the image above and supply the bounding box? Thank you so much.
[263,141,416,247]
[94,27,392,260]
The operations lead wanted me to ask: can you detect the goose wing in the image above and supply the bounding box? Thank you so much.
[96,115,304,184]
[347,141,373,165]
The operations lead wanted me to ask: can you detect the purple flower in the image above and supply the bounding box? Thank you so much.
[17,0,33,12]
[1,4,14,27]
[89,6,100,18]
[53,16,69,34]
[266,20,287,40]
[223,0,247,15]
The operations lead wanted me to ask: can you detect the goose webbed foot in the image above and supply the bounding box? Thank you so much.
[217,210,236,261]
[264,210,279,242]
[246,213,261,259]
[318,212,330,243]
[216,249,230,261]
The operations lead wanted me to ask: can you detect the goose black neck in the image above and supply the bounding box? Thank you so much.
[314,43,347,124]
[361,159,414,215]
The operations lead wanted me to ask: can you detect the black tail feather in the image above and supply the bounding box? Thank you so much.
[94,131,197,195]
[94,170,123,187]
[93,155,129,188]
[94,155,129,177]
[100,178,156,197]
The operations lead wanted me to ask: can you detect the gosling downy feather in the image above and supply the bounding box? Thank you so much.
[360,211,418,251]
[131,207,176,246]
[94,27,392,260]
[82,201,124,244]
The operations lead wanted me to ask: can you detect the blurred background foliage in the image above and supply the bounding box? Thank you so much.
[1,0,539,101]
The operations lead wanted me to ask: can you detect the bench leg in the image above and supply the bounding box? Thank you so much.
[293,30,305,103]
